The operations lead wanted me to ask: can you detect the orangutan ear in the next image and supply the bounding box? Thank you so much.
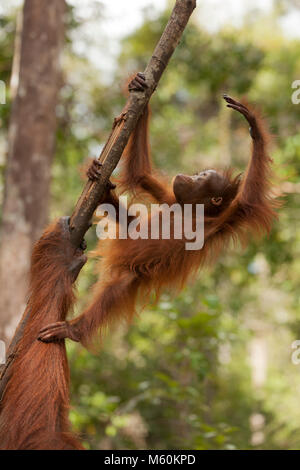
[211,196,223,206]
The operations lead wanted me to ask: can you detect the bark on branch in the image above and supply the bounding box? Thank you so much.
[0,0,196,401]
[69,0,197,246]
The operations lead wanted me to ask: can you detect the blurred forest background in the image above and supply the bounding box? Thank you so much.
[1,0,300,450]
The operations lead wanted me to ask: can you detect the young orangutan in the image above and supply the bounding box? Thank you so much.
[38,73,279,347]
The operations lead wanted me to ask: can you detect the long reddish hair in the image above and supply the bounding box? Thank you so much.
[0,219,83,450]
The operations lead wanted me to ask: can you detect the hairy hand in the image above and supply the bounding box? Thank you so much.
[38,321,80,343]
[223,94,255,125]
[58,217,88,282]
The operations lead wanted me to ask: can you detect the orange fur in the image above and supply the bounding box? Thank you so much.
[62,98,279,347]
[0,218,85,449]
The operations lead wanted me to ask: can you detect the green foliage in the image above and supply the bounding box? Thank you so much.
[1,2,300,450]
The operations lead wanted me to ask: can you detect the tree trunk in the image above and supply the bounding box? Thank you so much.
[0,0,65,343]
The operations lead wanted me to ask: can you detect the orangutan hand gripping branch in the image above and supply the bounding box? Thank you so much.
[38,73,279,347]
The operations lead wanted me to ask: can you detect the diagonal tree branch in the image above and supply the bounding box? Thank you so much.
[0,0,197,400]
[69,0,197,246]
